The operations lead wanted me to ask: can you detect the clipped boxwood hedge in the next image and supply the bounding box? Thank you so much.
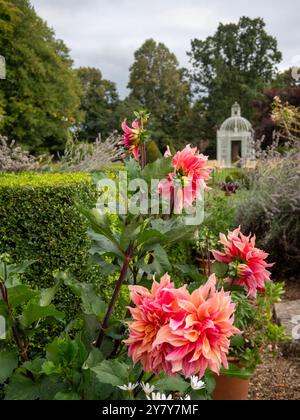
[0,172,102,320]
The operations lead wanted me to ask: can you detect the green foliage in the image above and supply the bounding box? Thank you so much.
[231,293,255,332]
[154,374,189,394]
[114,97,143,129]
[4,335,109,400]
[210,168,244,185]
[0,172,101,324]
[85,209,197,285]
[2,258,198,400]
[0,0,82,152]
[167,242,195,286]
[229,282,288,372]
[203,189,236,237]
[127,39,191,150]
[63,273,107,321]
[91,359,130,387]
[140,156,173,184]
[0,171,91,187]
[0,255,69,371]
[76,67,119,142]
[211,261,228,279]
[0,257,120,400]
[189,16,282,154]
[21,304,64,328]
[220,363,254,380]
[146,141,162,163]
[175,101,209,149]
[0,351,18,383]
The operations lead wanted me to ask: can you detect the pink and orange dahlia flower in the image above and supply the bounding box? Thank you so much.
[124,273,189,374]
[120,119,141,160]
[153,274,239,378]
[125,273,239,379]
[159,145,211,211]
[212,227,274,298]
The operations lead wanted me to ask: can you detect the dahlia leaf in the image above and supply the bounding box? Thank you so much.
[220,363,253,379]
[91,360,129,387]
[211,261,228,278]
[141,157,173,184]
[0,351,18,384]
[155,374,189,394]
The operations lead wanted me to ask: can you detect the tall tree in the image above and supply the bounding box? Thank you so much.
[128,39,191,150]
[253,70,300,146]
[76,67,119,142]
[189,16,282,156]
[176,101,210,152]
[0,0,82,152]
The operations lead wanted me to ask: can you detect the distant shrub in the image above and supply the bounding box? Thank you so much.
[146,140,162,163]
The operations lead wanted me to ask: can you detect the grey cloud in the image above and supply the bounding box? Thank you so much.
[31,0,300,97]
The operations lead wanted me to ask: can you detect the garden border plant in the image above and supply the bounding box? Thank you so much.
[0,111,287,400]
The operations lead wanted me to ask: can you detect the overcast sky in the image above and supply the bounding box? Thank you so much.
[30,0,300,97]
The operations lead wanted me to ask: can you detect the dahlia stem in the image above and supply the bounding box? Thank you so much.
[229,279,235,292]
[141,143,147,169]
[0,281,28,362]
[134,370,146,397]
[206,236,212,276]
[95,247,133,349]
[140,116,147,170]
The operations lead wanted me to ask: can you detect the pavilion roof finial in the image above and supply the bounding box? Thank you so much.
[231,102,241,117]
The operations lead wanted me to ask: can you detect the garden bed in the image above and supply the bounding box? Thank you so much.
[283,279,300,302]
[250,350,300,400]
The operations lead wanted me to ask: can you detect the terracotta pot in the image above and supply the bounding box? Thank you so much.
[213,357,251,400]
[213,373,250,401]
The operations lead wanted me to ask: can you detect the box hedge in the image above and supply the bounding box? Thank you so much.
[0,172,102,319]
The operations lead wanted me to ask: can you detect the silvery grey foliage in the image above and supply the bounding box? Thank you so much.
[0,135,46,172]
[235,141,300,275]
[57,132,125,172]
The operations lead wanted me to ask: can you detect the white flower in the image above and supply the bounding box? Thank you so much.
[118,382,139,392]
[190,376,205,391]
[147,392,173,400]
[141,382,155,395]
[181,395,191,400]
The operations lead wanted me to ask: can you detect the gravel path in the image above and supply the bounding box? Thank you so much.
[249,350,300,400]
[249,280,300,400]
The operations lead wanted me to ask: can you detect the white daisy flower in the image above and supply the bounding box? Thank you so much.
[117,382,139,392]
[141,382,156,395]
[147,392,173,400]
[190,376,205,391]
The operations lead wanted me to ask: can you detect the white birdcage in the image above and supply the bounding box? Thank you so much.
[217,102,255,168]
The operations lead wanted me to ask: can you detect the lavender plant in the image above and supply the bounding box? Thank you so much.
[57,132,125,172]
[235,98,300,275]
